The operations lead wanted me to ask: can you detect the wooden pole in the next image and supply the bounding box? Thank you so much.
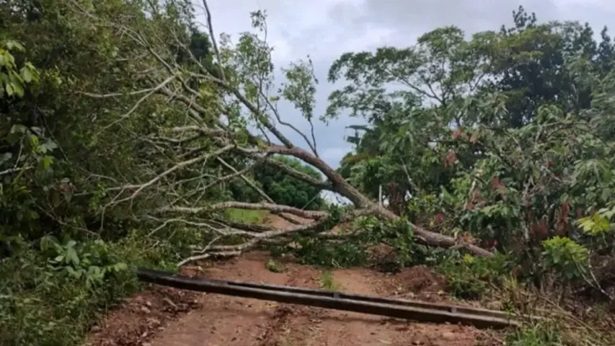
[137,268,519,329]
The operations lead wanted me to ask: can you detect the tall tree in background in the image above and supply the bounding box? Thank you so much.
[254,157,324,209]
[329,6,615,260]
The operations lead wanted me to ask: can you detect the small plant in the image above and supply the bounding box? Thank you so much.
[357,216,435,268]
[505,323,562,346]
[0,231,175,345]
[294,237,366,268]
[577,207,615,253]
[578,209,614,236]
[438,253,511,299]
[320,270,339,291]
[43,238,128,289]
[542,236,589,281]
[265,259,285,273]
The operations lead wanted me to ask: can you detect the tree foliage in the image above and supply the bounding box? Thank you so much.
[330,6,615,282]
[254,156,324,209]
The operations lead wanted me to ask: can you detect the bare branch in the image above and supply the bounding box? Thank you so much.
[168,125,227,137]
[77,88,157,99]
[261,89,318,155]
[0,166,33,176]
[97,74,176,133]
[110,144,234,206]
[177,235,221,266]
[160,201,328,219]
[179,217,328,265]
[212,218,273,233]
[202,0,226,81]
[213,79,294,148]
[216,157,274,203]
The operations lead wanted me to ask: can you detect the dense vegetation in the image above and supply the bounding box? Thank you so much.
[0,1,614,345]
[0,1,278,343]
[331,6,615,289]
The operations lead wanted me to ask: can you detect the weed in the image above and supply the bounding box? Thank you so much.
[505,323,562,346]
[294,237,366,268]
[542,236,589,281]
[438,252,511,299]
[320,270,339,291]
[265,259,285,273]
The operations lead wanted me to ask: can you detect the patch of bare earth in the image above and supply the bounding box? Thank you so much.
[264,266,499,346]
[87,215,503,345]
[85,285,200,346]
[87,251,502,345]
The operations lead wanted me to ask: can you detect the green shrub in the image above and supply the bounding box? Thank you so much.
[577,207,615,254]
[542,236,589,281]
[578,209,614,236]
[505,324,562,346]
[0,233,175,345]
[358,216,442,268]
[294,237,367,268]
[42,238,128,289]
[438,253,511,299]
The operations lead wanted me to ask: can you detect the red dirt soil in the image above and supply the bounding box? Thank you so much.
[86,285,200,346]
[87,214,502,345]
[86,251,503,346]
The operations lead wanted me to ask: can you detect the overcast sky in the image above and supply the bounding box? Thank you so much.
[194,0,615,168]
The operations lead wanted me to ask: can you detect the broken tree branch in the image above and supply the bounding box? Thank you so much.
[159,201,328,220]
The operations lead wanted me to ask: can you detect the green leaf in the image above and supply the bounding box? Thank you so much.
[66,266,81,278]
[5,40,25,52]
[9,81,24,97]
[40,156,54,171]
[66,247,79,266]
[114,262,128,271]
[5,83,14,96]
[21,67,33,83]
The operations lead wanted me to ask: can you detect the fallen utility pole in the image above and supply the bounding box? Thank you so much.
[137,268,519,329]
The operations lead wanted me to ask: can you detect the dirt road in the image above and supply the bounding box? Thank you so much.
[87,251,502,346]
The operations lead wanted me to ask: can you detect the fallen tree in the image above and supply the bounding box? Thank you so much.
[70,0,493,264]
